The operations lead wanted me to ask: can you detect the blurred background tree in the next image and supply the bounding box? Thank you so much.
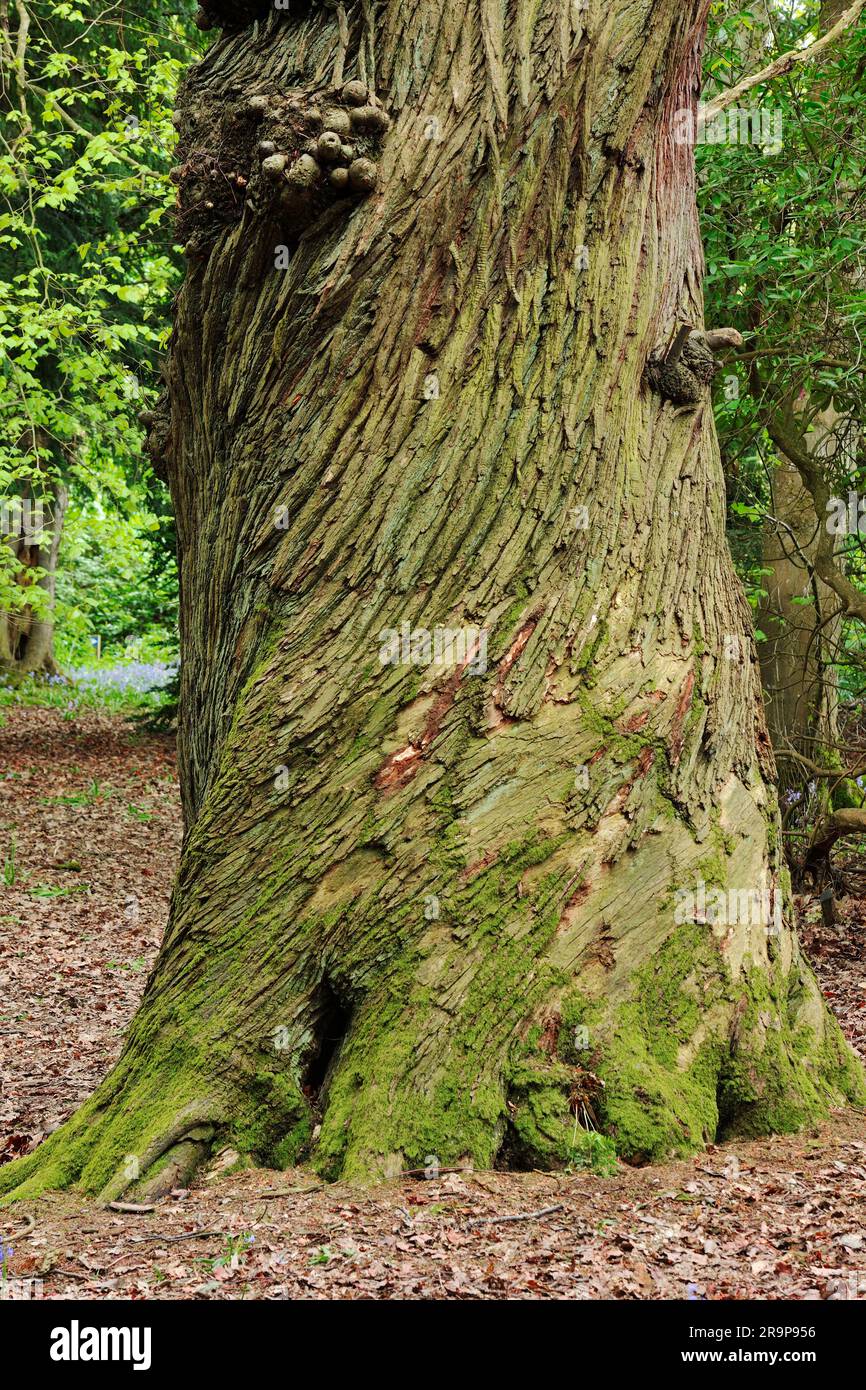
[0,0,200,672]
[701,0,866,872]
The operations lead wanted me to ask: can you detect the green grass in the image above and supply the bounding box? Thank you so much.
[40,780,107,808]
[29,883,91,899]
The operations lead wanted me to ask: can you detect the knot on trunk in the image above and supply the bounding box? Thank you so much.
[247,83,389,233]
[138,393,173,481]
[645,325,743,406]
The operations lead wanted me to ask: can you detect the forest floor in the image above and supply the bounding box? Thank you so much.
[1,707,865,1301]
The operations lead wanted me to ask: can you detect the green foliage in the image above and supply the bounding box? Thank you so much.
[55,474,178,665]
[0,2,198,647]
[702,2,866,698]
[565,1129,618,1177]
[703,5,866,425]
[703,6,866,427]
[0,662,173,723]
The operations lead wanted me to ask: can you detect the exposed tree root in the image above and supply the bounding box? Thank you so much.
[98,1111,217,1206]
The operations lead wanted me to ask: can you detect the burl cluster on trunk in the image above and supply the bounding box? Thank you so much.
[139,9,391,474]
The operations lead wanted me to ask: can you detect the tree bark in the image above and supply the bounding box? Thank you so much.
[3,0,862,1202]
[0,480,68,676]
[757,451,844,811]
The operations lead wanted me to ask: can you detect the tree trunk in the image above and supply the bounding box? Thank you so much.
[0,481,68,676]
[3,0,861,1203]
[757,451,843,812]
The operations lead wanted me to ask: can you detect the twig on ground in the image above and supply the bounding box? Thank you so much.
[256,1185,323,1198]
[467,1203,565,1227]
[146,1229,223,1243]
[3,1212,36,1239]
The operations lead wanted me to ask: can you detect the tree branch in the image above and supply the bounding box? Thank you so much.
[28,83,156,180]
[704,0,866,119]
[804,808,866,873]
[763,415,866,626]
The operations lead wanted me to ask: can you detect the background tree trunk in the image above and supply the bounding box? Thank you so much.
[757,450,843,811]
[3,0,861,1202]
[0,480,67,676]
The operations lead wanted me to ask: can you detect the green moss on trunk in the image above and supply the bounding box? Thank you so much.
[2,0,864,1205]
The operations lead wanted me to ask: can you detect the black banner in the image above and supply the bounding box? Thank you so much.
[2,1297,860,1377]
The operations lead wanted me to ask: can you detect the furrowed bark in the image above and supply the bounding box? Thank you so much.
[3,0,862,1202]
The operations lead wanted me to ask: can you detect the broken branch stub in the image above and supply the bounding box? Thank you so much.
[645,326,744,405]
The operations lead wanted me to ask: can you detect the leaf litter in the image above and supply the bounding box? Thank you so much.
[1,709,865,1301]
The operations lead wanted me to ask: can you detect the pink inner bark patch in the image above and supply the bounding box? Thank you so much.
[602,747,656,818]
[460,848,499,883]
[538,1011,561,1055]
[669,669,696,765]
[374,670,465,793]
[616,710,650,734]
[488,617,539,725]
[556,879,592,934]
[498,619,537,677]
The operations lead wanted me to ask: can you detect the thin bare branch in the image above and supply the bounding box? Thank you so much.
[704,0,866,118]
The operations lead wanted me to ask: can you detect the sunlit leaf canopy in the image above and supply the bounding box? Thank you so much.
[0,1,200,649]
